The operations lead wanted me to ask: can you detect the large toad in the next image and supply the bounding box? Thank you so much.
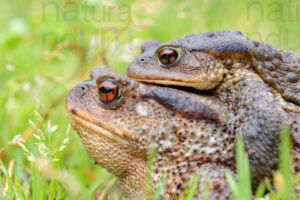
[126,31,300,188]
[66,68,299,199]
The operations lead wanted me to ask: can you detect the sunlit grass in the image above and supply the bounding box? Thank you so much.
[1,0,300,199]
[0,100,122,199]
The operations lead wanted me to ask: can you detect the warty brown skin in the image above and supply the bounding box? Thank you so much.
[126,31,300,188]
[66,68,237,199]
[66,68,300,198]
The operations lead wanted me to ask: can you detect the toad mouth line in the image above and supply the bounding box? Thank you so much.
[131,76,220,91]
[134,78,214,96]
[132,78,196,85]
[69,113,130,145]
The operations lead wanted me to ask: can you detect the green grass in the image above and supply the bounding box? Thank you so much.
[1,0,299,199]
[226,136,252,200]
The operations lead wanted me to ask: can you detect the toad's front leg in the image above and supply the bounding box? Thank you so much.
[216,69,290,188]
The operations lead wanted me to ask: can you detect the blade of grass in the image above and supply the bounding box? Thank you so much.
[237,135,252,200]
[185,174,201,200]
[0,161,14,200]
[31,164,44,200]
[277,124,295,200]
[254,182,266,198]
[225,170,239,197]
[226,135,252,200]
[151,176,167,200]
[144,147,157,198]
[3,189,19,200]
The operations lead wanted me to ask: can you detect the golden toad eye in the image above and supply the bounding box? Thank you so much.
[98,79,119,103]
[158,47,179,65]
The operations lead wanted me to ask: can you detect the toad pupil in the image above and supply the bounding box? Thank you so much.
[158,48,178,65]
[98,79,119,103]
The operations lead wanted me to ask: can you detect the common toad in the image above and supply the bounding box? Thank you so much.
[66,68,299,199]
[66,68,237,199]
[126,31,300,188]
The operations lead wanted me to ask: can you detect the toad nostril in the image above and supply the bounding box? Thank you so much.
[71,107,78,115]
[141,58,145,61]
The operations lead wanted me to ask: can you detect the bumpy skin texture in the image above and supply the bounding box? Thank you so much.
[66,68,300,198]
[127,31,300,105]
[216,69,291,187]
[66,68,236,199]
[126,31,300,187]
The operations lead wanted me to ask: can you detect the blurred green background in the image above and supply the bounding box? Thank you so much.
[1,0,299,199]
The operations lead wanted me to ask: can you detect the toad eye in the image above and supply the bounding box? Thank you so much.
[98,79,119,103]
[158,47,179,66]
